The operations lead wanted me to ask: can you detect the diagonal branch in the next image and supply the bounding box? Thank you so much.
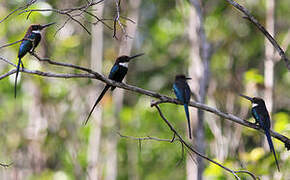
[235,170,260,180]
[0,38,35,50]
[0,55,289,149]
[0,162,13,168]
[0,0,37,24]
[0,39,23,50]
[15,0,106,35]
[225,0,290,70]
[15,0,129,37]
[148,103,258,180]
[152,100,290,150]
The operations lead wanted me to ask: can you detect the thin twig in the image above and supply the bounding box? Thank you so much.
[0,56,17,67]
[225,0,290,70]
[235,170,260,180]
[0,0,37,24]
[117,132,174,142]
[18,0,108,35]
[0,38,33,50]
[0,39,23,50]
[149,103,258,180]
[54,18,71,36]
[0,162,13,168]
[84,10,113,30]
[113,0,129,39]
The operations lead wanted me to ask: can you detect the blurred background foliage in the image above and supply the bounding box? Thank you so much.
[0,0,289,179]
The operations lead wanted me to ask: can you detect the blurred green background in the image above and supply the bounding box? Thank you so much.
[0,0,289,179]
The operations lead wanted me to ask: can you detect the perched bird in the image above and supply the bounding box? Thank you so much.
[240,94,280,171]
[173,74,192,139]
[15,22,55,98]
[84,53,144,125]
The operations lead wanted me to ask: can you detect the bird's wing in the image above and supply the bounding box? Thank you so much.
[184,83,191,103]
[252,107,271,129]
[173,83,184,103]
[252,107,279,170]
[109,64,119,80]
[32,34,41,51]
[18,40,33,58]
[252,108,264,127]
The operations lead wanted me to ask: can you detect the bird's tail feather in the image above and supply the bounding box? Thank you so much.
[84,85,110,125]
[265,129,280,171]
[14,58,21,99]
[184,104,192,139]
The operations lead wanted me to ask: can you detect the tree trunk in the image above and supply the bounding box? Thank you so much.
[104,1,141,180]
[187,5,203,180]
[86,2,105,180]
[263,0,275,150]
[24,81,47,174]
[187,0,211,179]
[264,0,275,115]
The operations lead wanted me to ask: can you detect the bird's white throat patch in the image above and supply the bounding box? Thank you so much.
[252,103,258,108]
[119,62,128,68]
[32,30,41,34]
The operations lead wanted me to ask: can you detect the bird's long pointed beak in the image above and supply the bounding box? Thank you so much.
[129,53,144,60]
[186,77,191,80]
[41,22,56,29]
[239,94,253,102]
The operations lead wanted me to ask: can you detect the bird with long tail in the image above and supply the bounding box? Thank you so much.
[240,94,280,171]
[84,53,144,125]
[173,74,192,139]
[15,22,55,98]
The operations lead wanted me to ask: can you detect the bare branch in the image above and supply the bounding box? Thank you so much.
[0,68,93,81]
[0,39,23,50]
[30,52,95,74]
[151,100,290,150]
[19,8,91,35]
[0,55,289,149]
[235,170,260,180]
[0,69,16,80]
[84,10,113,30]
[17,0,107,35]
[0,0,37,24]
[274,29,290,62]
[112,0,134,39]
[225,0,290,70]
[54,18,71,36]
[149,103,258,180]
[117,132,174,142]
[0,162,13,168]
[113,0,121,39]
[0,37,34,50]
[2,0,133,39]
[0,56,17,67]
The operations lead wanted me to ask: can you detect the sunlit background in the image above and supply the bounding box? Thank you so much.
[0,0,289,179]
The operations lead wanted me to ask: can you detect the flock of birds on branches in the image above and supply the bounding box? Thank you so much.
[7,21,281,172]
